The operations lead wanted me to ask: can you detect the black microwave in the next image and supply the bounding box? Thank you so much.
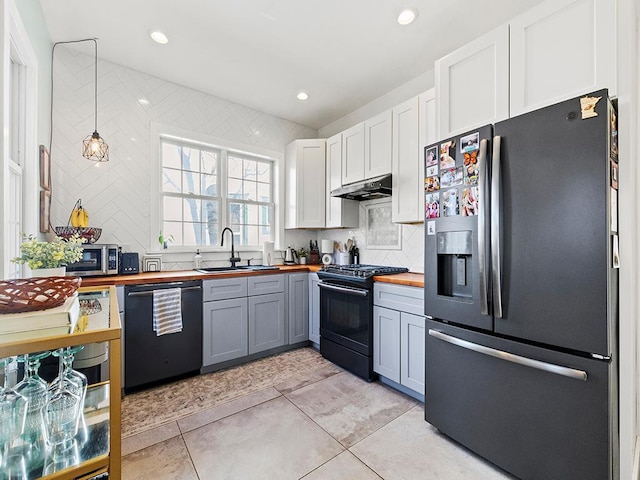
[66,244,120,277]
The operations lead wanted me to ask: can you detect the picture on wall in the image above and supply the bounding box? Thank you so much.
[40,190,51,233]
[40,145,51,191]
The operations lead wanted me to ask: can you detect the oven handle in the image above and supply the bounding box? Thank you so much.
[318,281,369,297]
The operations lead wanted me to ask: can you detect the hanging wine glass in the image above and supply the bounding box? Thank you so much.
[0,357,28,470]
[49,346,88,443]
[14,350,51,473]
[45,349,81,448]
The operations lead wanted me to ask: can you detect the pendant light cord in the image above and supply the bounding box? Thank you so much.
[49,38,99,158]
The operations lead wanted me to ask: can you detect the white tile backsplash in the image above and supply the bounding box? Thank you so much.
[50,47,316,266]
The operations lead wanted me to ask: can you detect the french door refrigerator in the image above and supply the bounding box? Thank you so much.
[424,90,618,480]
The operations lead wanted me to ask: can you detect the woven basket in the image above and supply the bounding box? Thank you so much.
[54,226,102,244]
[0,277,82,314]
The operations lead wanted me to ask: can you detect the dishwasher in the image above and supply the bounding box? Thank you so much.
[124,280,202,392]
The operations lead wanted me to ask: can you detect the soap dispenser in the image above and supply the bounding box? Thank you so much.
[194,249,202,269]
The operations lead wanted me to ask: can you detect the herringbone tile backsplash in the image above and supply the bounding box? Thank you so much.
[50,47,424,273]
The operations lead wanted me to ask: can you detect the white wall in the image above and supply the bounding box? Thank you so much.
[49,46,316,269]
[318,70,434,138]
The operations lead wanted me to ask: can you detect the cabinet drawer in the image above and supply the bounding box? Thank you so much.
[373,283,424,316]
[248,274,284,296]
[203,277,248,302]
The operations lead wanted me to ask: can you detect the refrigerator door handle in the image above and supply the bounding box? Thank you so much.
[477,138,489,315]
[429,329,588,381]
[491,135,503,318]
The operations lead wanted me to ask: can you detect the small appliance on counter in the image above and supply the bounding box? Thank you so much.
[283,246,297,265]
[65,244,120,277]
[119,252,139,275]
[320,239,333,265]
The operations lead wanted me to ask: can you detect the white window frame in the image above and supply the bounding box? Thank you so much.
[1,0,38,279]
[151,124,284,253]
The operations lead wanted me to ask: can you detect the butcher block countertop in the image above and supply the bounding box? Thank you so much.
[79,264,424,288]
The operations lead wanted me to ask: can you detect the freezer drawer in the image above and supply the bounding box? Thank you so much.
[425,320,612,480]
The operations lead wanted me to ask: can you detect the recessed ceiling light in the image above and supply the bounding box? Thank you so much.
[137,98,150,106]
[297,92,309,101]
[397,8,418,25]
[150,31,169,44]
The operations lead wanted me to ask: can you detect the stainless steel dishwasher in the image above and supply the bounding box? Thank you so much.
[124,280,202,392]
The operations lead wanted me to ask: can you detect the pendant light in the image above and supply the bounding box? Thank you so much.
[81,39,109,162]
[51,38,109,163]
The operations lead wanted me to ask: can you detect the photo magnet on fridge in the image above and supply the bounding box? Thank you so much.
[613,235,620,268]
[460,132,480,153]
[611,161,618,190]
[426,220,436,236]
[610,106,618,161]
[461,187,479,217]
[425,192,440,219]
[440,167,463,188]
[442,189,459,217]
[464,161,479,186]
[426,165,438,177]
[440,140,456,169]
[425,176,440,192]
[610,187,618,232]
[425,146,438,167]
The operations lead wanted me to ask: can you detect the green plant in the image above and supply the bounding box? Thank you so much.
[296,247,308,258]
[12,234,84,269]
[158,231,175,249]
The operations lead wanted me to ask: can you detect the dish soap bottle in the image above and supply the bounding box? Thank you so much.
[194,249,203,269]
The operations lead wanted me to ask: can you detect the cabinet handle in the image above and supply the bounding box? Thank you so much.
[491,135,503,318]
[429,329,588,381]
[127,286,202,297]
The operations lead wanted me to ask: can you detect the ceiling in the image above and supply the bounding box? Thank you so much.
[39,0,545,130]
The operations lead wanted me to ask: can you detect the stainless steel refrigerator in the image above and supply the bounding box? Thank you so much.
[423,90,618,480]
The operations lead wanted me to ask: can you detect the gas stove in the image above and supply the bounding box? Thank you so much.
[318,264,409,284]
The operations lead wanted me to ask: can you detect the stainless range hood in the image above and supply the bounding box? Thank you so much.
[330,174,392,201]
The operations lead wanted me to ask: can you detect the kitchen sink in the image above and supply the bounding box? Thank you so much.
[195,265,280,274]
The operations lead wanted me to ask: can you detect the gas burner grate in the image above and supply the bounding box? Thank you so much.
[320,264,408,279]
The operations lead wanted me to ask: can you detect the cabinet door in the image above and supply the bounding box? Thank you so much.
[285,139,326,229]
[509,0,616,116]
[248,292,286,354]
[203,298,248,366]
[365,110,392,179]
[400,312,425,395]
[373,306,401,383]
[341,123,365,185]
[326,133,359,228]
[392,97,420,223]
[435,24,509,138]
[308,273,320,344]
[288,273,309,344]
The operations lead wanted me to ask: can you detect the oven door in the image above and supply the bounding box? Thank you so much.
[319,280,372,356]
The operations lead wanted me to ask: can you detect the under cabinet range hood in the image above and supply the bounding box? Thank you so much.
[330,174,392,201]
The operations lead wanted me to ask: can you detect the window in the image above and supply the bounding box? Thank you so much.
[160,137,274,248]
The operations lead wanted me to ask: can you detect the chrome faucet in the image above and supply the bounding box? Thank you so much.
[221,227,241,267]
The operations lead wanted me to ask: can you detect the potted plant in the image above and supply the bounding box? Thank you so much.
[296,247,309,265]
[12,234,84,277]
[158,231,175,249]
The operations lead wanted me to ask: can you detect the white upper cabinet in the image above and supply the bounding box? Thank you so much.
[391,89,437,224]
[364,110,393,179]
[509,0,616,116]
[391,97,420,224]
[285,139,326,229]
[341,122,365,185]
[435,25,510,138]
[326,133,359,228]
[436,0,616,138]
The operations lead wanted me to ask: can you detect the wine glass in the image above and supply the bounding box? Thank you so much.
[14,351,51,472]
[45,349,81,448]
[49,346,88,442]
[0,357,28,470]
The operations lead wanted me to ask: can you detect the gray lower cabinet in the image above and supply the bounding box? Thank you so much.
[249,292,286,354]
[288,273,309,344]
[308,273,320,344]
[373,283,425,396]
[203,297,249,366]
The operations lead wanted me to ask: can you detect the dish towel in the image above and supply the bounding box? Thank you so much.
[152,288,183,336]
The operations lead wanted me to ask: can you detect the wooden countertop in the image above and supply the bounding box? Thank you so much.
[78,264,424,288]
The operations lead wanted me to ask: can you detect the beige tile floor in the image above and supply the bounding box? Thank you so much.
[121,352,516,479]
